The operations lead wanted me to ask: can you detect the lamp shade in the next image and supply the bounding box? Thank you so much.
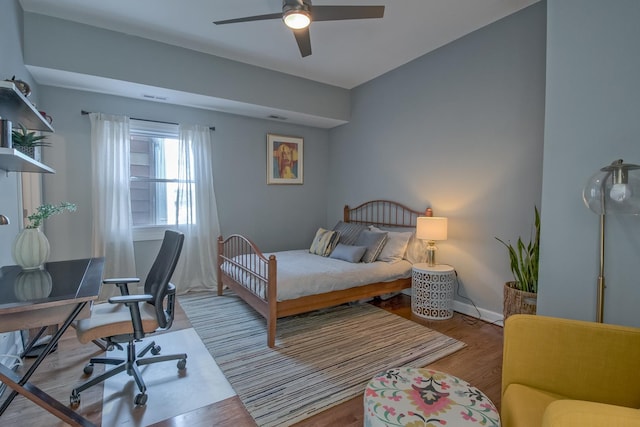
[416,217,448,241]
[583,159,640,215]
[284,11,310,29]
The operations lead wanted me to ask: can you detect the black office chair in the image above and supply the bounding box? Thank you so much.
[70,230,186,407]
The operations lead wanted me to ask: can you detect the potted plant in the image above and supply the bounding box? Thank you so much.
[496,206,540,319]
[12,202,77,270]
[11,123,50,159]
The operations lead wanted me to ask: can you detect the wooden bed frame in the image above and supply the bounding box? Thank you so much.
[217,200,431,347]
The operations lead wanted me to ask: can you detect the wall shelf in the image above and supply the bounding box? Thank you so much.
[0,148,55,173]
[0,81,54,132]
[0,81,55,174]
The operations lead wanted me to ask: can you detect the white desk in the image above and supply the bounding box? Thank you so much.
[0,258,104,427]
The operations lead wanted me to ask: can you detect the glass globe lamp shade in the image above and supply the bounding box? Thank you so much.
[583,160,640,215]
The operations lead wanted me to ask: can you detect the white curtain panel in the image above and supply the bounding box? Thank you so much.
[172,123,220,293]
[89,113,136,299]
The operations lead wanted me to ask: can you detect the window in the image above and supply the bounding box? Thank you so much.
[129,121,194,240]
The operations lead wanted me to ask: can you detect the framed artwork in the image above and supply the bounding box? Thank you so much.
[267,133,303,184]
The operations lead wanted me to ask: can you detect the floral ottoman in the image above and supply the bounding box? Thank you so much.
[364,367,500,426]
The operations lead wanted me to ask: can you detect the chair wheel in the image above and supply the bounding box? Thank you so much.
[70,391,81,407]
[151,344,161,355]
[177,358,187,370]
[134,393,148,406]
[83,363,94,376]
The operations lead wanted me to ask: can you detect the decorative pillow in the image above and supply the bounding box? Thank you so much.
[404,232,428,264]
[309,228,340,257]
[329,243,367,263]
[369,226,413,263]
[332,221,367,245]
[354,230,388,263]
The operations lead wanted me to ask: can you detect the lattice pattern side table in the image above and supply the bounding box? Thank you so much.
[412,263,455,320]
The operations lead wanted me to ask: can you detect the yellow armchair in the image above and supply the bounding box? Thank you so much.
[501,314,640,427]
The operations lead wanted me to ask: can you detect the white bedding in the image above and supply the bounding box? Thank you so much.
[222,249,412,301]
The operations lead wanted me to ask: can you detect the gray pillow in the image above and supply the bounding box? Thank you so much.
[332,221,368,245]
[354,230,388,263]
[329,243,367,263]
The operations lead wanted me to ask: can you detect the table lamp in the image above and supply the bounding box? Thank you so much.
[416,216,448,267]
[583,159,640,322]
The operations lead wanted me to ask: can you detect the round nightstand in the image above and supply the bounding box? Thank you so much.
[411,263,455,320]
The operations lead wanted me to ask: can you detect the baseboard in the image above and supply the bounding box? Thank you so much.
[453,301,503,327]
[401,289,504,327]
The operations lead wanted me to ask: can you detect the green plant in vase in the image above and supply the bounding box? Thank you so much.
[11,123,50,158]
[25,202,77,229]
[496,206,540,319]
[495,206,540,293]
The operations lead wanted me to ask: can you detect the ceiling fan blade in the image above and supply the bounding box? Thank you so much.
[293,28,312,57]
[214,13,282,25]
[311,5,384,22]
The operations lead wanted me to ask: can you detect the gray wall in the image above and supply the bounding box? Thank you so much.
[5,1,551,321]
[23,12,350,127]
[538,0,640,326]
[38,86,330,276]
[0,1,39,265]
[328,3,547,318]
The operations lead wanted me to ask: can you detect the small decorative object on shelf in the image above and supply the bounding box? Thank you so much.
[1,119,12,148]
[4,76,31,97]
[39,111,53,125]
[11,123,49,159]
[12,202,77,270]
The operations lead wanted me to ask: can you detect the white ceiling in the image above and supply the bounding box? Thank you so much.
[19,0,538,90]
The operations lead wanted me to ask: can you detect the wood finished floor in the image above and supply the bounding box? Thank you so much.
[1,294,503,426]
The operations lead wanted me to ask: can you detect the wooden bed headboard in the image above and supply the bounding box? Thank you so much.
[344,200,431,228]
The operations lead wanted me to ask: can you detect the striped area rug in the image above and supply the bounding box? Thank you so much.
[179,292,466,427]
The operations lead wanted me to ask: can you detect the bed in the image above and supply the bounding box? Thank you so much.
[217,200,431,347]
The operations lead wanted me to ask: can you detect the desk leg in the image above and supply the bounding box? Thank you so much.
[0,302,95,427]
[0,364,95,427]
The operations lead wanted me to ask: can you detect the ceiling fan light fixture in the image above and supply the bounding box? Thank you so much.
[283,9,311,30]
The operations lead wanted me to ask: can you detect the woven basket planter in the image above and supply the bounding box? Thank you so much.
[503,281,537,320]
[15,145,36,159]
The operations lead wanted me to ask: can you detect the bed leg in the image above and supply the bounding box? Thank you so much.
[267,318,276,348]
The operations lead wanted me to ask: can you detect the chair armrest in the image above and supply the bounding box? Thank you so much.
[108,294,153,305]
[103,277,140,295]
[543,400,640,427]
[107,293,153,340]
[103,277,140,284]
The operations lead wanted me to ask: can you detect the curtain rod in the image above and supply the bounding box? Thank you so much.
[81,110,215,131]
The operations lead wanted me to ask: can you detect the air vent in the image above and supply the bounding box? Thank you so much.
[142,94,168,101]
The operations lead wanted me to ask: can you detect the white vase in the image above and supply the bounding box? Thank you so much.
[12,228,50,270]
[14,269,53,301]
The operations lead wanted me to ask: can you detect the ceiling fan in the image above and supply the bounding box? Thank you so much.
[213,0,385,58]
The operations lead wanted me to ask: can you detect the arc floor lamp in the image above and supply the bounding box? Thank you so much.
[583,159,640,322]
